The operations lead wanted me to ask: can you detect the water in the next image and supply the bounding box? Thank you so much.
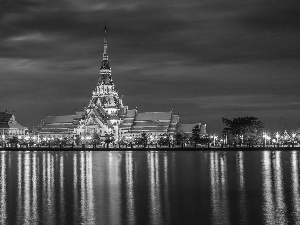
[0,150,299,224]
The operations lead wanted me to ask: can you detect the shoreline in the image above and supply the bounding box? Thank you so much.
[1,146,300,152]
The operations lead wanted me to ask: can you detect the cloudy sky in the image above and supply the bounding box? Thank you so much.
[1,0,300,133]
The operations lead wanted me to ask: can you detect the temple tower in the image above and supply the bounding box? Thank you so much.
[82,26,125,140]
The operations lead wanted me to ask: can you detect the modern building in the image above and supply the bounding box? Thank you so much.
[0,111,28,136]
[38,27,207,141]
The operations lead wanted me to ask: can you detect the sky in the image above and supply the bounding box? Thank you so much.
[0,0,300,134]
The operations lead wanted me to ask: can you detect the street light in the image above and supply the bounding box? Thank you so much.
[276,132,280,143]
[2,134,5,148]
[292,133,296,145]
[263,132,270,146]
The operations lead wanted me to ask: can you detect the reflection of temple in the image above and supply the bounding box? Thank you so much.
[38,27,207,141]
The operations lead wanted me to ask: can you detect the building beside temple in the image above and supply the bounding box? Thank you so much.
[38,112,84,138]
[0,111,28,136]
[38,27,207,141]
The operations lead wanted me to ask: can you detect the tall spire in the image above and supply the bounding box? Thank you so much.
[103,25,108,61]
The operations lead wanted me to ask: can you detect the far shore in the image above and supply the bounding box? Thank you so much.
[1,146,300,152]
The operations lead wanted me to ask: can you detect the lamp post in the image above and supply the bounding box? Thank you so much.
[292,133,296,147]
[210,135,217,147]
[263,132,267,147]
[2,134,5,148]
[276,132,280,144]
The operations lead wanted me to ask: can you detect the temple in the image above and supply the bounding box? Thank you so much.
[0,111,28,136]
[38,27,207,140]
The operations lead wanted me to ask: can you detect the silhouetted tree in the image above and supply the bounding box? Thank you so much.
[222,116,264,146]
[174,132,189,147]
[104,133,114,148]
[192,125,201,145]
[92,133,101,147]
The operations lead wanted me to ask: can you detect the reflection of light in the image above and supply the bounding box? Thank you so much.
[125,152,135,224]
[210,152,229,225]
[274,152,287,224]
[17,154,23,224]
[291,151,300,223]
[108,152,121,224]
[262,151,275,224]
[0,153,7,224]
[148,152,162,225]
[73,154,78,223]
[80,153,87,222]
[59,155,65,224]
[163,153,170,223]
[236,152,247,223]
[24,153,31,223]
[78,153,96,224]
[32,153,39,224]
[45,153,56,224]
[86,153,95,224]
[262,151,287,224]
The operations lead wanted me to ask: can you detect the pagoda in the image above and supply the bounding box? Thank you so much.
[77,26,127,140]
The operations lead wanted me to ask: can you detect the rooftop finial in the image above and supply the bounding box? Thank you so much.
[103,25,108,60]
[104,25,107,43]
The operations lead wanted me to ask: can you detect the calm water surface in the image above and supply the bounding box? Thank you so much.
[0,150,299,224]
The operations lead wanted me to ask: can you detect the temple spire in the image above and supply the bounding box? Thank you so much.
[103,25,108,61]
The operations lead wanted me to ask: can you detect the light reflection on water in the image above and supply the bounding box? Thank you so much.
[0,153,7,224]
[125,151,135,224]
[291,151,300,224]
[236,152,247,224]
[210,152,229,225]
[148,152,162,225]
[0,150,299,224]
[262,151,287,225]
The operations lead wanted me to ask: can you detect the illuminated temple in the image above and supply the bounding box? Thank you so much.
[38,27,207,140]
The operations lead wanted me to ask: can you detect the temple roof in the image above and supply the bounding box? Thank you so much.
[0,112,12,122]
[44,115,75,124]
[176,123,199,133]
[125,109,136,118]
[74,111,85,120]
[135,112,172,121]
[0,112,27,130]
[0,123,9,128]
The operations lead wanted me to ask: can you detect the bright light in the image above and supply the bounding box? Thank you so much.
[292,133,296,138]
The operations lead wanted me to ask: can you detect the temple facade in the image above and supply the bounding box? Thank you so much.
[75,26,127,140]
[38,27,207,141]
[0,111,28,136]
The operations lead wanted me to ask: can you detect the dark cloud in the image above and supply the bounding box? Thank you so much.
[0,0,299,133]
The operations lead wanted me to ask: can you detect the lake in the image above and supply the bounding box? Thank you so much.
[0,150,299,224]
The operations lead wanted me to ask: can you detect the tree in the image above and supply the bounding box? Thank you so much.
[222,116,264,146]
[134,133,148,148]
[192,125,201,145]
[174,132,188,146]
[141,132,148,148]
[199,135,210,145]
[157,133,173,147]
[104,133,114,148]
[8,136,19,147]
[92,133,101,147]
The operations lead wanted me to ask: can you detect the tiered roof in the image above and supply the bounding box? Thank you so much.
[39,112,84,136]
[0,111,27,130]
